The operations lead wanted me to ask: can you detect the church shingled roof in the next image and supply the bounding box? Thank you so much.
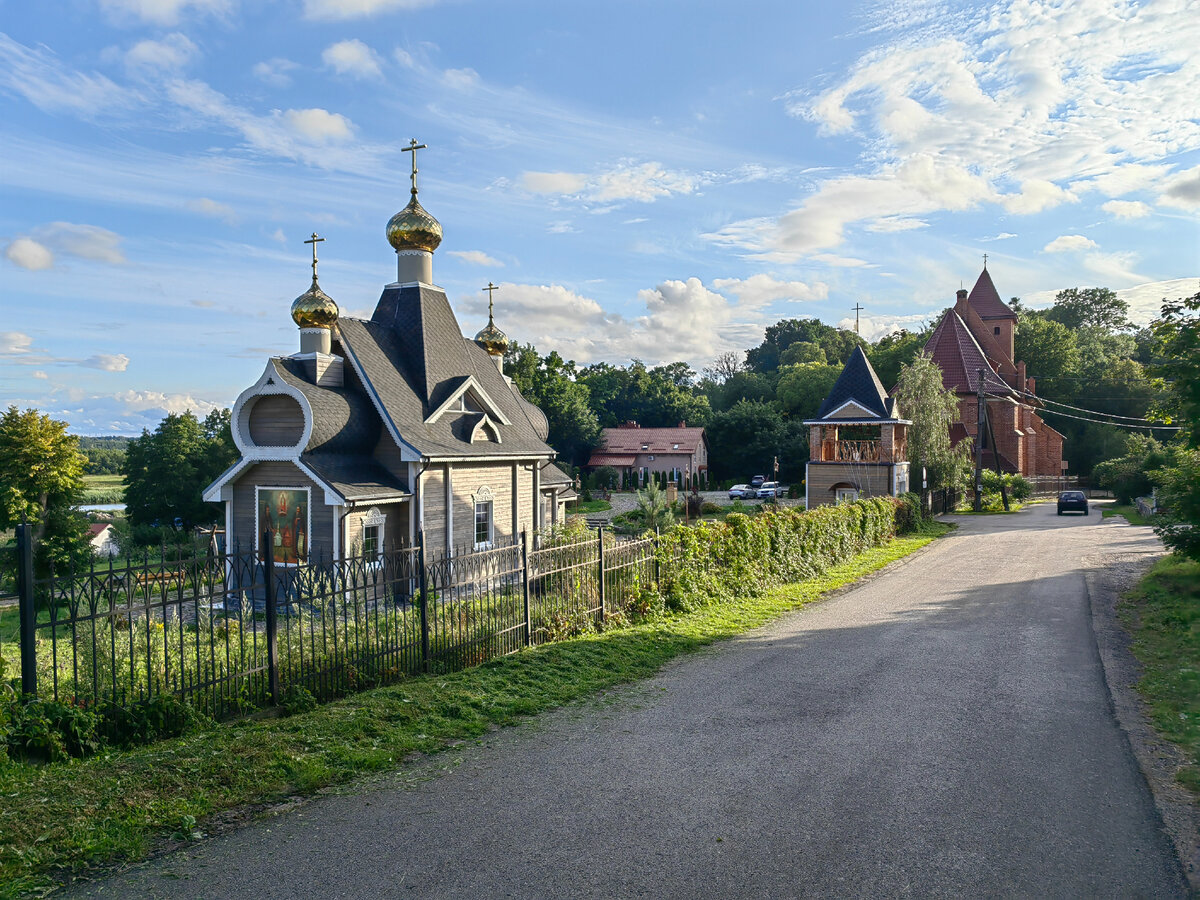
[968,268,1017,320]
[923,310,1016,397]
[815,346,892,419]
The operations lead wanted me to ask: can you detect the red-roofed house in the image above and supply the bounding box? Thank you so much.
[87,522,120,558]
[586,422,708,486]
[923,268,1065,477]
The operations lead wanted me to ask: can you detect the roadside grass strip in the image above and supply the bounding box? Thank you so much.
[0,527,946,896]
[1121,555,1200,797]
[1103,504,1156,527]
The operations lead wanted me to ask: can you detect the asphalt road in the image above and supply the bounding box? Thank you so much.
[75,503,1187,898]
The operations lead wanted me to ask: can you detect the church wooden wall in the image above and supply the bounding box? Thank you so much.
[345,501,411,555]
[247,395,305,447]
[417,461,540,551]
[231,461,334,559]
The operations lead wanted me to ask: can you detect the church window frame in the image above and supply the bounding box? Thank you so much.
[360,507,386,565]
[473,486,495,550]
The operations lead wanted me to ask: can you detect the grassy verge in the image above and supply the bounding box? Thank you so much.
[1120,555,1200,796]
[0,605,16,664]
[0,526,947,895]
[1104,504,1155,526]
[565,499,613,514]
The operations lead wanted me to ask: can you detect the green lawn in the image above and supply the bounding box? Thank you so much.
[1121,555,1200,795]
[82,475,125,489]
[565,499,613,514]
[0,526,948,895]
[0,605,17,666]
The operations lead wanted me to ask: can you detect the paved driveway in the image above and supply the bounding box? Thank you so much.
[75,503,1186,898]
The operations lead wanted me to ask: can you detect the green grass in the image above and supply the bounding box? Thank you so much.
[1103,504,1155,526]
[1121,555,1200,796]
[0,605,17,665]
[82,476,125,489]
[0,526,947,895]
[565,499,613,514]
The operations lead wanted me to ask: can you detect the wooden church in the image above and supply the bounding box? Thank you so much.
[204,144,574,564]
[804,347,911,508]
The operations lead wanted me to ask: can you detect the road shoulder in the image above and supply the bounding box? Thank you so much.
[1086,530,1200,893]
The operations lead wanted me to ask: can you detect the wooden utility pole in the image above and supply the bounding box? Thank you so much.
[974,368,986,512]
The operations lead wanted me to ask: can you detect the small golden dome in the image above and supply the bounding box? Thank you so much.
[474,319,509,356]
[291,278,339,329]
[386,195,443,254]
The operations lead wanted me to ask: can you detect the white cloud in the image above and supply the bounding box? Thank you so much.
[447,250,502,267]
[1082,251,1147,286]
[36,223,126,263]
[0,332,34,354]
[835,313,930,343]
[252,58,298,88]
[393,48,415,68]
[460,283,605,335]
[282,108,354,142]
[982,232,1018,241]
[1159,165,1200,211]
[32,371,48,380]
[735,0,1200,259]
[98,0,228,25]
[322,39,382,80]
[0,33,135,118]
[520,162,696,204]
[1115,278,1200,325]
[303,0,440,19]
[442,67,480,90]
[865,216,928,233]
[125,33,198,73]
[5,238,55,270]
[187,197,238,224]
[711,274,829,311]
[522,171,588,194]
[109,389,222,417]
[82,354,130,372]
[1102,200,1151,219]
[1043,234,1098,253]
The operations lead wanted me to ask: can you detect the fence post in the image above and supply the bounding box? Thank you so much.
[418,530,430,674]
[597,525,606,621]
[16,523,37,697]
[521,530,531,647]
[262,530,279,705]
[654,526,661,587]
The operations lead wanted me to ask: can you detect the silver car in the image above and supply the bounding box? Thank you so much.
[757,482,784,499]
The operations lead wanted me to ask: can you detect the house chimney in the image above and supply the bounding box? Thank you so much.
[678,421,686,428]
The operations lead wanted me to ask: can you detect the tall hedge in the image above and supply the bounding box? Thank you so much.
[655,498,897,611]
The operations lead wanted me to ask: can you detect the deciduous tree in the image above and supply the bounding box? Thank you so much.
[893,353,971,496]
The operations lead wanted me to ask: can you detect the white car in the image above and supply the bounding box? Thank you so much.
[728,484,754,500]
[757,482,785,499]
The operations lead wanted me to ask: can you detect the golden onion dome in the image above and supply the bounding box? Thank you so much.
[386,195,443,254]
[290,278,339,329]
[474,318,509,356]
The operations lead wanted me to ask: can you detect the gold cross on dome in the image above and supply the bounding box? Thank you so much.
[482,281,499,322]
[304,232,324,282]
[402,139,427,196]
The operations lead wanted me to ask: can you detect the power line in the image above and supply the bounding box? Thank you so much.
[1015,389,1167,423]
[983,393,1181,431]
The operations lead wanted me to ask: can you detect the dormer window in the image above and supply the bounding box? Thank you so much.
[672,443,679,450]
[642,444,649,450]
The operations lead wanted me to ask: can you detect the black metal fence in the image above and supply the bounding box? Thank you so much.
[7,524,656,718]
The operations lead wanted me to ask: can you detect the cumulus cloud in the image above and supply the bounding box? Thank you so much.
[322,39,382,80]
[1043,234,1098,253]
[5,238,55,270]
[865,216,928,233]
[99,0,229,25]
[835,313,930,343]
[302,0,440,19]
[521,162,696,204]
[720,0,1200,260]
[711,274,829,311]
[82,354,131,372]
[0,332,35,354]
[1102,200,1151,219]
[124,33,198,73]
[167,80,361,166]
[253,58,298,88]
[1159,165,1200,211]
[1116,278,1200,325]
[447,250,502,267]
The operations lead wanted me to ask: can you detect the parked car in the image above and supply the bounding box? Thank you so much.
[728,484,755,500]
[757,482,785,499]
[750,475,766,489]
[1057,490,1089,515]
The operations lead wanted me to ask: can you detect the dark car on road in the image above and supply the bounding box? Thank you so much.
[1057,491,1089,515]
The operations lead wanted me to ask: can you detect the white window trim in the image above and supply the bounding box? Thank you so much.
[835,488,859,504]
[473,498,494,550]
[255,485,312,567]
[361,507,386,564]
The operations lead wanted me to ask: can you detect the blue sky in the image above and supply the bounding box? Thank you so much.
[1,0,1197,434]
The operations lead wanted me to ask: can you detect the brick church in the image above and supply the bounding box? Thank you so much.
[923,267,1065,477]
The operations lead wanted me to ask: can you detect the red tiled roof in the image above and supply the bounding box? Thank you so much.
[923,311,1016,397]
[87,523,111,537]
[586,452,637,468]
[968,268,1017,320]
[595,426,706,455]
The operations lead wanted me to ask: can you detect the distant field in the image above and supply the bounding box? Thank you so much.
[83,475,125,489]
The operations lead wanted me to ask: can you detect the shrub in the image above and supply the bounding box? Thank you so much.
[894,492,923,534]
[5,697,100,763]
[97,694,209,748]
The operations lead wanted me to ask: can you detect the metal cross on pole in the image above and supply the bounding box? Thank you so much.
[401,138,428,196]
[852,302,865,334]
[482,281,499,323]
[303,232,324,282]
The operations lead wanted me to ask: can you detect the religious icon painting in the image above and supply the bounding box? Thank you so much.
[257,487,310,564]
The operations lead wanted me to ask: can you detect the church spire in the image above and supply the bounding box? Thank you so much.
[386,139,443,285]
[291,232,339,353]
